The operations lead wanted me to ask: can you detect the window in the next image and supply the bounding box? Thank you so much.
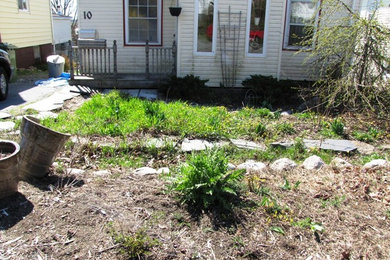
[284,0,317,48]
[247,0,268,55]
[125,0,161,45]
[18,0,28,11]
[195,0,217,54]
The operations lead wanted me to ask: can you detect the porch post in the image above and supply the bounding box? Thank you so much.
[145,40,150,79]
[172,37,177,76]
[113,40,118,77]
[68,40,74,80]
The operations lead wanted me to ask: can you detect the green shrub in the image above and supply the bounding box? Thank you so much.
[241,75,307,107]
[163,74,209,101]
[255,123,267,136]
[171,149,245,210]
[108,224,159,259]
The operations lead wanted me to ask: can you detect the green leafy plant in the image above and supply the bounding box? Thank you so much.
[171,149,245,210]
[281,178,291,191]
[294,217,324,233]
[163,74,209,101]
[320,195,346,208]
[275,122,296,135]
[386,209,390,220]
[352,127,383,143]
[270,226,285,235]
[108,223,159,259]
[331,118,344,136]
[255,122,267,136]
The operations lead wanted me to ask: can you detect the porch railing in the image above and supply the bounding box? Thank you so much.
[68,40,117,80]
[145,40,177,79]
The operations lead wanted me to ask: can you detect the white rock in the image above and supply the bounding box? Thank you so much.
[35,112,58,120]
[330,158,353,169]
[66,168,86,175]
[228,163,236,170]
[303,155,325,170]
[134,167,158,176]
[237,160,267,174]
[181,139,213,152]
[363,159,389,169]
[0,112,11,119]
[281,111,292,117]
[157,167,170,174]
[230,139,266,151]
[352,141,375,155]
[270,158,297,171]
[0,121,15,132]
[93,170,111,176]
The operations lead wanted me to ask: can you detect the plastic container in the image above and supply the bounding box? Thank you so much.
[47,55,65,78]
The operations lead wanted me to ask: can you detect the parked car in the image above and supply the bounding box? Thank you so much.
[0,46,12,100]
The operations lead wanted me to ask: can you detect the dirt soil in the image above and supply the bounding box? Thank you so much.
[1,97,390,260]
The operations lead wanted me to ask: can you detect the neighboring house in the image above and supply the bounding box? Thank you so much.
[0,0,53,68]
[52,13,72,55]
[77,0,376,87]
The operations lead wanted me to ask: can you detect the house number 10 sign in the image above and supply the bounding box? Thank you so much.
[83,11,93,19]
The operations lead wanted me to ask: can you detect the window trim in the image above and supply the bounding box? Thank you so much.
[283,0,319,50]
[18,0,29,12]
[245,0,270,57]
[194,0,218,56]
[123,0,163,46]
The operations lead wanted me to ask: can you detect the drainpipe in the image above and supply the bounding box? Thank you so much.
[276,0,287,80]
[175,0,180,77]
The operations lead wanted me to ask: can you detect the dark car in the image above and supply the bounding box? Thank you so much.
[0,46,12,100]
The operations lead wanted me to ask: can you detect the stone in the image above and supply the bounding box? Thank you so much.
[303,139,357,153]
[0,112,11,119]
[303,155,325,170]
[181,139,213,152]
[363,159,389,169]
[330,158,353,169]
[228,163,236,170]
[379,144,390,151]
[281,111,292,117]
[35,112,58,120]
[71,136,90,145]
[237,160,267,174]
[157,167,170,174]
[0,121,15,132]
[271,141,294,149]
[66,168,86,175]
[134,167,158,176]
[270,158,297,171]
[230,139,266,151]
[93,170,111,176]
[351,141,375,155]
[146,138,166,149]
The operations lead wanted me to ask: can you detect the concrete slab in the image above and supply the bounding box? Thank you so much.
[230,139,266,151]
[304,139,357,153]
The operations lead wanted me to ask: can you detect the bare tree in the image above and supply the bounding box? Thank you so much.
[51,0,76,17]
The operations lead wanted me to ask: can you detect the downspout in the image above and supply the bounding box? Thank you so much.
[276,0,287,80]
[175,0,180,77]
[49,2,56,54]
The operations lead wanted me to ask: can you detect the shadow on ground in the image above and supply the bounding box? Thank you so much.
[0,192,34,230]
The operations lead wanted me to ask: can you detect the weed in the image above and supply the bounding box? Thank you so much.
[352,127,383,143]
[386,209,390,220]
[331,118,345,136]
[270,226,285,235]
[320,195,346,208]
[295,111,316,120]
[275,122,296,135]
[108,223,159,259]
[233,236,245,248]
[281,178,291,191]
[255,123,267,136]
[293,217,324,233]
[172,213,191,228]
[171,149,245,211]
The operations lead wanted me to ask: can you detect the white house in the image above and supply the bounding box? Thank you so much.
[76,0,382,87]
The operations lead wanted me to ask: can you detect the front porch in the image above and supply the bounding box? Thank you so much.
[68,39,177,89]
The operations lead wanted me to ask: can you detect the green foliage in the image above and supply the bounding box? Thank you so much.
[320,195,346,208]
[275,122,296,135]
[270,226,285,235]
[330,118,345,136]
[386,209,390,220]
[108,224,159,259]
[301,0,390,116]
[163,74,209,101]
[241,75,306,107]
[171,149,245,211]
[293,217,324,233]
[255,122,267,137]
[352,127,383,143]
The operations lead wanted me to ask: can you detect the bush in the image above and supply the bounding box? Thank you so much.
[241,75,307,107]
[163,74,209,101]
[171,149,245,211]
